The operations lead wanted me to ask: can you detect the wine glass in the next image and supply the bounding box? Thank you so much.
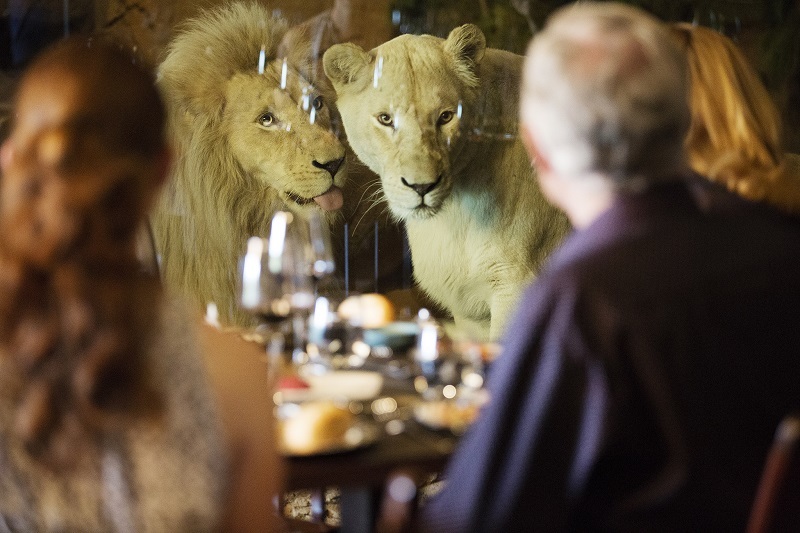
[306,295,371,371]
[306,210,336,286]
[412,310,486,401]
[238,211,315,365]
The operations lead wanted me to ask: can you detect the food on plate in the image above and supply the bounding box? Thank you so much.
[276,370,384,404]
[280,401,355,455]
[414,400,481,433]
[337,293,396,329]
[454,339,503,363]
[277,374,311,390]
[302,370,384,401]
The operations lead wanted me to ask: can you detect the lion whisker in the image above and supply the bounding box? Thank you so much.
[352,194,389,235]
[355,181,382,206]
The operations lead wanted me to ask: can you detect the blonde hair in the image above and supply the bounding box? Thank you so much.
[670,23,800,212]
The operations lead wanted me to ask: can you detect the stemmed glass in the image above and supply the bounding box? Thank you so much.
[304,211,369,370]
[413,310,486,401]
[306,210,336,288]
[238,211,316,366]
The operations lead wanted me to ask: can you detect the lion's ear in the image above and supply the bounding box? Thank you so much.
[444,24,486,68]
[323,43,372,90]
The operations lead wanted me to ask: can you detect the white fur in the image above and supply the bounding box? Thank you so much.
[324,25,570,340]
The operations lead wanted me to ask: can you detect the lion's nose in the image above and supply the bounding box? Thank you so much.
[401,175,441,197]
[313,157,345,179]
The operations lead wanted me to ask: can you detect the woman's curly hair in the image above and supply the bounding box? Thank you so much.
[669,23,800,213]
[0,37,168,468]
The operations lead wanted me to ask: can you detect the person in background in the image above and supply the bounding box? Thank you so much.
[670,22,800,213]
[419,2,800,531]
[0,37,282,531]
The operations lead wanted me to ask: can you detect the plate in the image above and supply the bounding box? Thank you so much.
[413,393,488,434]
[276,370,384,403]
[278,419,382,457]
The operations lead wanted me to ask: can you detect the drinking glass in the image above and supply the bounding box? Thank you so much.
[307,210,336,285]
[306,295,370,371]
[412,310,486,400]
[238,211,316,364]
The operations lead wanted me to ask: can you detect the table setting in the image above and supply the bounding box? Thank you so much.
[230,210,501,531]
[272,294,497,454]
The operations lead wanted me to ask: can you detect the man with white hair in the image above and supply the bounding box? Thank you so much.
[419,3,800,531]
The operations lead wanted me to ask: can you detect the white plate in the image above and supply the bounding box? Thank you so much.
[413,392,488,434]
[278,419,382,457]
[277,370,384,403]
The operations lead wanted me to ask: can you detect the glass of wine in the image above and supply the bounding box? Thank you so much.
[306,210,336,286]
[238,211,315,365]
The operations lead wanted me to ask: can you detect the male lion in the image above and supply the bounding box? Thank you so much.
[154,3,347,326]
[324,24,570,340]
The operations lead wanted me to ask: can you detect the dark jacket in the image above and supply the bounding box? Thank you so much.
[420,178,800,532]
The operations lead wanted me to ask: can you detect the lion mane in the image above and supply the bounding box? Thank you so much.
[153,2,348,326]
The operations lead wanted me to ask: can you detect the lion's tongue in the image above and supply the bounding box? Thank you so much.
[313,185,343,211]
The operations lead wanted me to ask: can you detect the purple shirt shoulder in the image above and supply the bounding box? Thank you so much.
[420,179,800,532]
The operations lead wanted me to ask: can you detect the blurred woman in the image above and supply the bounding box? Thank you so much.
[0,37,281,531]
[670,22,800,213]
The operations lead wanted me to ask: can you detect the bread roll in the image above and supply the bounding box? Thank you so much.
[280,402,354,454]
[338,293,396,328]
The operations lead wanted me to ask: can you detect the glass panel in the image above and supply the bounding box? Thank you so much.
[2,0,798,331]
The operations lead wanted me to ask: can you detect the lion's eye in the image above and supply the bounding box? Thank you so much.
[376,112,394,127]
[257,112,276,127]
[437,110,454,126]
[312,96,324,111]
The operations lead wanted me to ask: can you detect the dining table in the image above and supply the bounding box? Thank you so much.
[285,416,459,532]
[263,310,494,533]
[279,371,466,533]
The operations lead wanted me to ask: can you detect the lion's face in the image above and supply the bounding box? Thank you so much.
[223,63,347,216]
[324,27,486,221]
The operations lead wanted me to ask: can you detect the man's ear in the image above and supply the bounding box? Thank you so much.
[519,124,551,175]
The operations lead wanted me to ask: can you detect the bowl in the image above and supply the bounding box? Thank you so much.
[363,321,420,351]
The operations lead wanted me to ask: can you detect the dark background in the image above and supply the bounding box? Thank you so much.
[2,0,799,150]
[391,0,800,152]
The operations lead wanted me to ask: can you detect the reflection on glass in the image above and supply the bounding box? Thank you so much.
[307,296,345,366]
[6,0,794,339]
[307,211,336,282]
[238,211,314,325]
[412,309,487,401]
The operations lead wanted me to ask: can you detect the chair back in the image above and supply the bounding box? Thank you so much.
[375,470,423,533]
[747,414,800,533]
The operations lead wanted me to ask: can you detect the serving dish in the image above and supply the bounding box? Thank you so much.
[413,389,489,434]
[276,370,385,403]
[278,418,382,457]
